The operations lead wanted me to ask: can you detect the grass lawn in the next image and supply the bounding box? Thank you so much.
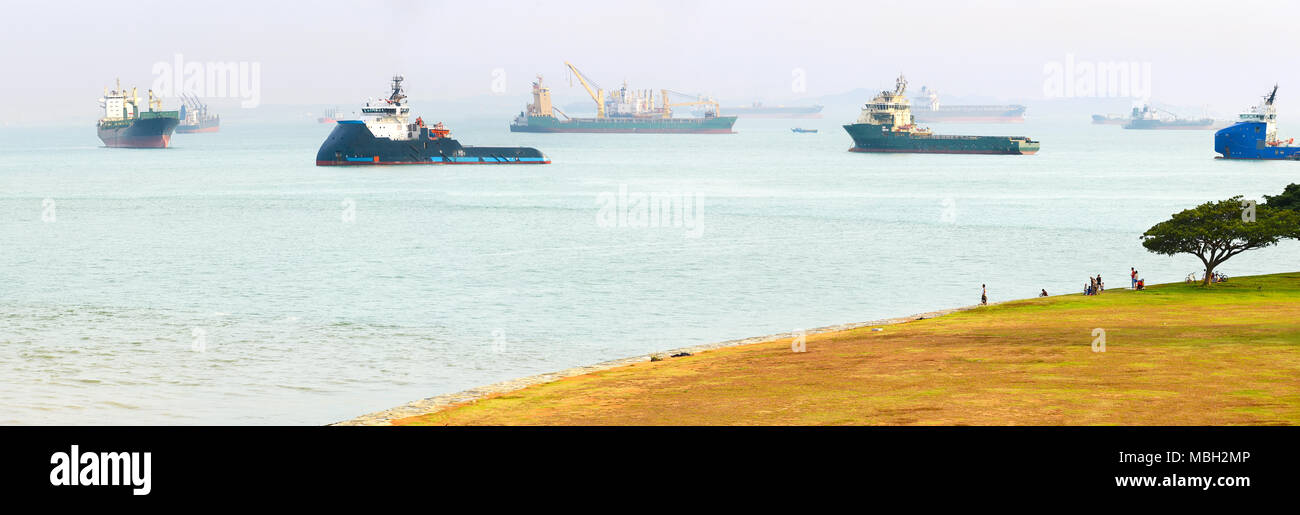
[395,272,1300,426]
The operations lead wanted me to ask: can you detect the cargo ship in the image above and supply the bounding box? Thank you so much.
[1091,114,1127,125]
[843,76,1039,155]
[96,79,179,148]
[1123,105,1217,130]
[718,102,823,118]
[317,75,549,166]
[1215,85,1300,160]
[911,86,1026,123]
[509,63,736,134]
[177,93,219,133]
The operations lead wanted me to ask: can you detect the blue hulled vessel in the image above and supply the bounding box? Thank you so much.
[1215,85,1300,160]
[317,75,549,166]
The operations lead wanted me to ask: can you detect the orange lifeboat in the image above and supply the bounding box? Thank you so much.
[428,121,450,139]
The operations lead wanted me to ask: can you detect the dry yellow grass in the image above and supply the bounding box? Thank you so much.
[395,272,1300,426]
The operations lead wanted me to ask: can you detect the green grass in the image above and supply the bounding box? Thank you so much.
[395,272,1300,426]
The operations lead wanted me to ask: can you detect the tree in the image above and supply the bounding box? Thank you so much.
[1141,196,1300,286]
[1264,183,1300,212]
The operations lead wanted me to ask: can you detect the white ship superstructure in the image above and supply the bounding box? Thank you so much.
[359,75,422,140]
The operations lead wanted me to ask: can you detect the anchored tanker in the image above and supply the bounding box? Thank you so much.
[96,79,179,148]
[1124,105,1217,130]
[910,86,1026,123]
[509,63,736,134]
[843,76,1039,155]
[317,76,549,166]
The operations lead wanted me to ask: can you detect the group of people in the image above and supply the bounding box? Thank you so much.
[1084,274,1105,295]
[985,265,1155,305]
[1132,267,1145,290]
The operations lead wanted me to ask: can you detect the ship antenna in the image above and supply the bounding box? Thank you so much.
[390,74,406,104]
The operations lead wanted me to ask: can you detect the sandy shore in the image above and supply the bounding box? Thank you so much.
[333,304,978,426]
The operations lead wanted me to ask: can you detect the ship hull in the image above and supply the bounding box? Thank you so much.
[510,115,736,134]
[843,123,1039,155]
[1214,121,1300,159]
[96,113,179,148]
[316,120,549,166]
[1124,119,1216,130]
[177,125,220,134]
[177,117,220,133]
[912,105,1026,123]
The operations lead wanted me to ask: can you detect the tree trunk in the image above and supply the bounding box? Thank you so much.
[1203,262,1215,286]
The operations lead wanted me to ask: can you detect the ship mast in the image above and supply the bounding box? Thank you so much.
[388,74,406,105]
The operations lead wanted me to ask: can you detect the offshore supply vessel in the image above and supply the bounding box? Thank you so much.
[1123,105,1217,130]
[509,63,736,134]
[96,79,179,148]
[910,86,1026,123]
[317,75,549,166]
[177,93,220,133]
[718,102,824,118]
[1215,85,1300,160]
[843,76,1039,155]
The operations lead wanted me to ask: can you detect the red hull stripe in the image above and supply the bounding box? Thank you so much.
[915,117,1025,123]
[517,128,734,134]
[103,135,170,148]
[316,160,551,166]
[848,147,1035,155]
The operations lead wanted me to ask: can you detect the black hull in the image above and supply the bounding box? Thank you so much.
[96,116,179,148]
[316,121,549,165]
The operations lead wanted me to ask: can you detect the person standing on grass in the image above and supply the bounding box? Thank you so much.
[1097,274,1104,294]
[1131,267,1138,289]
[981,284,987,305]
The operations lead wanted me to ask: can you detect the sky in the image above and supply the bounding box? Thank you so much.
[2,0,1299,124]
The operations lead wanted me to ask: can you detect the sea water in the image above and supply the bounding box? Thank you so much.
[1,115,1296,424]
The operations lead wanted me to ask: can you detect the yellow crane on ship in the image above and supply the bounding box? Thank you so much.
[565,61,606,118]
[660,89,719,119]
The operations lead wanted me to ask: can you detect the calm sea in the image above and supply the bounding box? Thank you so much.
[2,114,1296,424]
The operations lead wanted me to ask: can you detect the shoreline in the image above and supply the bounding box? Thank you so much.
[333,304,979,426]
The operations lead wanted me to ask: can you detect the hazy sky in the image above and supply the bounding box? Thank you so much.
[3,0,1299,123]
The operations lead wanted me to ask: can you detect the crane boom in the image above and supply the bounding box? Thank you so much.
[660,89,719,119]
[564,61,605,118]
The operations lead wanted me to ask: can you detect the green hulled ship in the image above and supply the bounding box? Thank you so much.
[509,66,736,134]
[510,112,736,133]
[843,76,1038,155]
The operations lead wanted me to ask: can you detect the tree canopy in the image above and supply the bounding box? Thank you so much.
[1141,196,1300,285]
[1264,183,1300,212]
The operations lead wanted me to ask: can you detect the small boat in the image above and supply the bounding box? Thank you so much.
[791,127,817,133]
